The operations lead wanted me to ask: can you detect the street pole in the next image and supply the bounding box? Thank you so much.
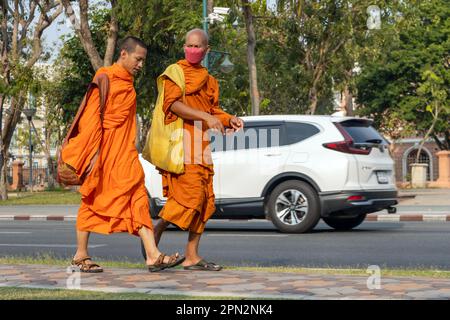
[28,117,33,192]
[202,0,209,69]
[23,95,36,193]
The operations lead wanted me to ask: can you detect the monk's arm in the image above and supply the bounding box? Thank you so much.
[210,107,233,127]
[209,102,244,132]
[170,101,225,134]
[162,79,221,132]
[207,76,243,131]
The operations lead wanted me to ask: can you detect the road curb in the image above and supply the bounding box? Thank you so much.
[0,215,77,221]
[366,214,450,222]
[0,214,450,222]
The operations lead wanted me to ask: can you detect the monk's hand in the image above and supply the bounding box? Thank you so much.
[229,116,244,132]
[205,114,225,134]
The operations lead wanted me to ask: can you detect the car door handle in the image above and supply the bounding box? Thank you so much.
[264,153,282,157]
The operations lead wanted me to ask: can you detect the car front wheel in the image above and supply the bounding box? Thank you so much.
[267,180,321,233]
[322,214,367,230]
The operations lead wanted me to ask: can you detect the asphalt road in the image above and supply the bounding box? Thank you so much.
[1,220,449,270]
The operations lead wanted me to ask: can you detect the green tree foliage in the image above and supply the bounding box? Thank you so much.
[356,0,449,149]
[0,1,63,199]
[116,0,202,121]
[51,6,110,125]
[50,0,448,149]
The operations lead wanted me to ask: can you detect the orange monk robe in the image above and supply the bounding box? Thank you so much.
[158,59,233,234]
[62,63,153,236]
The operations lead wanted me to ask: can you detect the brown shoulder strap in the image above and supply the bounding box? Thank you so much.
[93,73,110,122]
[61,73,110,147]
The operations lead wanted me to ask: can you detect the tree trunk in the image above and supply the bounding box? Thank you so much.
[103,0,118,66]
[62,0,118,70]
[446,130,450,151]
[308,87,318,115]
[416,107,439,162]
[46,155,56,189]
[2,97,23,154]
[27,3,63,68]
[0,2,61,200]
[0,151,8,200]
[431,132,445,151]
[135,114,141,151]
[61,0,103,70]
[0,96,19,200]
[1,96,24,199]
[308,64,325,115]
[1,1,9,200]
[0,95,5,200]
[207,0,213,14]
[139,120,151,153]
[242,0,260,115]
[340,84,353,116]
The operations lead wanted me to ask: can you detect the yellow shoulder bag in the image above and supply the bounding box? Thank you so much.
[142,64,185,174]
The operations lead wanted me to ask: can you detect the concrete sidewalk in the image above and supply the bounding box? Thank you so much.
[1,264,449,299]
[367,188,450,221]
[396,188,450,206]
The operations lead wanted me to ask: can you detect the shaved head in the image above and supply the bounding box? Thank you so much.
[119,36,148,53]
[185,28,209,46]
[117,36,147,76]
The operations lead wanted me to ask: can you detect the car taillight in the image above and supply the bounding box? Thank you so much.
[322,123,371,155]
[323,141,370,155]
[347,195,365,201]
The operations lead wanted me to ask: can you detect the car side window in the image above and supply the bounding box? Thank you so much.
[211,123,282,152]
[283,122,320,145]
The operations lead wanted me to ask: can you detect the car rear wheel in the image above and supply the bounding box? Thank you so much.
[267,180,321,233]
[322,214,367,230]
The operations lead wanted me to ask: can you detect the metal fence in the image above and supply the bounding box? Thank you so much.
[7,166,13,185]
[7,164,57,190]
[22,166,50,186]
[406,149,431,181]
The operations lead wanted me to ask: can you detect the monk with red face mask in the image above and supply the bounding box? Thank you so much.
[64,36,183,273]
[153,29,244,271]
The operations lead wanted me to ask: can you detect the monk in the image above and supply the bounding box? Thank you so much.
[63,36,183,273]
[153,29,244,271]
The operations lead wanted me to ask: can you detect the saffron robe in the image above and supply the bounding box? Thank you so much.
[158,59,232,233]
[62,63,153,236]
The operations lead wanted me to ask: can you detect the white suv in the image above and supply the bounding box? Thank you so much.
[140,115,398,233]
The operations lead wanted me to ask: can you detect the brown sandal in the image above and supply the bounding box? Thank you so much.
[183,259,223,271]
[147,253,185,272]
[71,256,103,273]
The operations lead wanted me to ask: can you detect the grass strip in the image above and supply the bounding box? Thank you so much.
[1,254,449,278]
[1,191,81,205]
[0,287,239,300]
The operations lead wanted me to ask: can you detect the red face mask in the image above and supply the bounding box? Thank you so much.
[184,47,206,65]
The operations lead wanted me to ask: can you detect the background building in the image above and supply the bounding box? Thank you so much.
[391,138,442,187]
